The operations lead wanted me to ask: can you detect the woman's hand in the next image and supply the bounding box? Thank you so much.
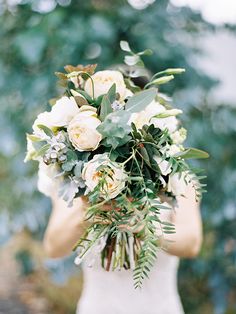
[44,183,202,259]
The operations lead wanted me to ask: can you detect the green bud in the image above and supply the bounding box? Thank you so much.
[165,68,185,75]
[146,75,174,88]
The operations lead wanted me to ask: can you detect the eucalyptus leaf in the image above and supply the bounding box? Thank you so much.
[37,124,54,137]
[62,161,75,172]
[67,149,78,161]
[125,88,156,113]
[120,41,131,52]
[26,133,42,142]
[35,144,50,157]
[124,55,140,66]
[97,110,131,148]
[174,148,209,159]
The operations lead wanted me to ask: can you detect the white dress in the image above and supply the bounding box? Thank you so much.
[38,164,184,314]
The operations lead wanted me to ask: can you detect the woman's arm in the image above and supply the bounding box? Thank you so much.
[163,184,203,258]
[43,195,89,258]
[44,183,202,259]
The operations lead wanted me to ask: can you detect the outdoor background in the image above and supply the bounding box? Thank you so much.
[0,0,236,313]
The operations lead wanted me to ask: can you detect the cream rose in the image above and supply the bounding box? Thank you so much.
[167,172,188,196]
[67,106,102,151]
[82,154,127,199]
[84,70,129,100]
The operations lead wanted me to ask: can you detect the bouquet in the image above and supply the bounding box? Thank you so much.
[25,41,208,288]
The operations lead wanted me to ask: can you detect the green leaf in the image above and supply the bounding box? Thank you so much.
[76,89,93,103]
[174,148,209,159]
[99,83,116,121]
[26,133,42,142]
[125,88,157,113]
[67,149,78,161]
[97,110,131,149]
[35,144,50,157]
[37,124,54,137]
[62,161,75,172]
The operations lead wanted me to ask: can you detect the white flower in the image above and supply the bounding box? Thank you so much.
[167,172,188,196]
[50,96,79,127]
[67,106,102,151]
[153,156,172,176]
[82,154,127,199]
[84,70,130,100]
[32,111,54,138]
[150,115,179,133]
[145,101,166,117]
[128,100,180,133]
[166,144,182,157]
[32,96,79,138]
[147,101,180,133]
[128,110,150,129]
[170,127,187,144]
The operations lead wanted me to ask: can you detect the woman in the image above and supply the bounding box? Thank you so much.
[39,163,203,314]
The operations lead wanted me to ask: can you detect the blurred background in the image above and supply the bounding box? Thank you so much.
[0,0,235,313]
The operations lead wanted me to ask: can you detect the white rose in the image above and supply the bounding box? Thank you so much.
[153,156,172,176]
[167,172,188,196]
[150,115,179,133]
[84,70,129,100]
[67,106,102,151]
[128,100,180,133]
[32,111,54,138]
[147,101,179,132]
[50,96,79,126]
[82,154,127,199]
[145,101,166,117]
[146,101,180,133]
[166,144,182,157]
[32,96,79,138]
[128,110,150,129]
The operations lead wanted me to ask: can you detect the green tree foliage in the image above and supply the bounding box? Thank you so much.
[0,0,235,313]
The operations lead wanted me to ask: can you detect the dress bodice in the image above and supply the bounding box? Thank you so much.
[77,250,184,314]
